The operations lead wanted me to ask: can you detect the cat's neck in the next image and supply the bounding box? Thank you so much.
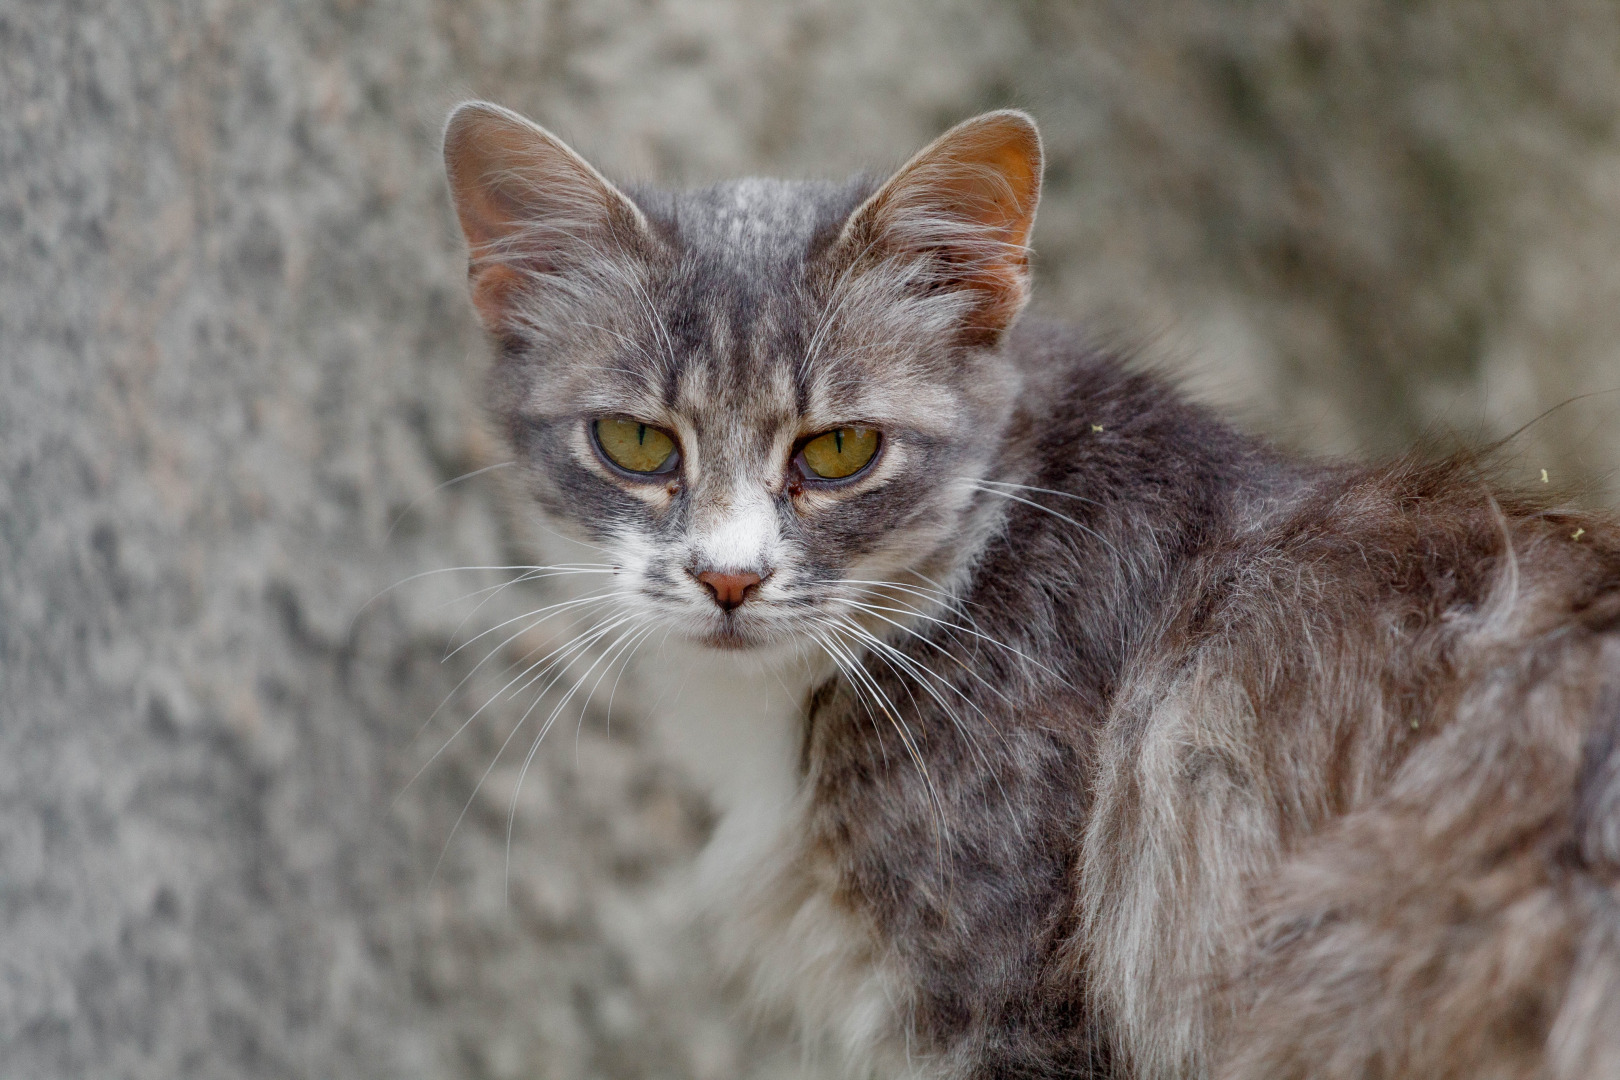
[965,320,1301,714]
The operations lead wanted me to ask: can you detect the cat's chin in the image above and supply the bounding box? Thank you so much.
[694,626,771,652]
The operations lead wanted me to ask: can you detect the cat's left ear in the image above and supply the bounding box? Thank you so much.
[834,110,1043,344]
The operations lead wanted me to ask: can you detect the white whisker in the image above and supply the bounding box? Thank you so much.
[504,615,652,899]
[385,461,516,542]
[441,566,620,644]
[426,608,639,887]
[832,586,1065,689]
[398,594,630,804]
[443,588,622,662]
[400,590,627,773]
[802,623,892,772]
[972,476,1104,509]
[828,613,1024,843]
[352,561,613,633]
[963,482,1125,562]
[812,618,948,844]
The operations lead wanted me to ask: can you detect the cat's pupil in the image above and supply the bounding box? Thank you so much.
[592,418,677,475]
[800,426,879,480]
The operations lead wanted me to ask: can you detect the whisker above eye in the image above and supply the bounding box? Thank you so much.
[801,233,886,377]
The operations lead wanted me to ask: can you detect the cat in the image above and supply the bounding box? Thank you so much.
[440,101,1620,1079]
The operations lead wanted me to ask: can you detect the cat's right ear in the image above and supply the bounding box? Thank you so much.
[443,102,648,331]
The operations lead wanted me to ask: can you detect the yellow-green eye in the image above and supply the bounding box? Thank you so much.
[798,426,881,481]
[593,418,678,475]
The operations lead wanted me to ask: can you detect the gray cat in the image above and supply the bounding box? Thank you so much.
[441,102,1620,1079]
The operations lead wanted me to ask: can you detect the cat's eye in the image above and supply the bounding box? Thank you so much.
[797,426,881,482]
[593,418,679,476]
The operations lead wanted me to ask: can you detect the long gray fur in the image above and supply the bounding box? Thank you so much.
[445,102,1620,1079]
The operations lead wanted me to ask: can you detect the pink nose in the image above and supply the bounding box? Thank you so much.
[696,570,763,611]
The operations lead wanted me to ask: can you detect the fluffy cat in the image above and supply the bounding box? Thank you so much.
[440,102,1620,1079]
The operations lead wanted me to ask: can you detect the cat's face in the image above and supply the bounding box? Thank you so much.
[444,105,1041,651]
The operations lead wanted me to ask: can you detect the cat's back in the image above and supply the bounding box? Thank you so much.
[1206,457,1620,1079]
[1076,408,1620,1078]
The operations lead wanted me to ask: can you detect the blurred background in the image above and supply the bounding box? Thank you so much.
[6,2,1620,1077]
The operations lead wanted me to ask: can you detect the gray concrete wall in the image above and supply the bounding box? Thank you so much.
[5,2,1620,1078]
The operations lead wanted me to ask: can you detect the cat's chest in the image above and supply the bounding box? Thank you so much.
[636,643,809,862]
[635,643,905,1070]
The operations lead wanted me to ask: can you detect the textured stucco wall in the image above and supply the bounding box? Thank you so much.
[5,2,1620,1078]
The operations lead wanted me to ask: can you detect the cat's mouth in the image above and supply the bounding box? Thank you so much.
[688,604,796,651]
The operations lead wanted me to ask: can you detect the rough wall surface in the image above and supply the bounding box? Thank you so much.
[4,2,1619,1078]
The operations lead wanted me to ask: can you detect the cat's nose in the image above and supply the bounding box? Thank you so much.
[694,569,765,611]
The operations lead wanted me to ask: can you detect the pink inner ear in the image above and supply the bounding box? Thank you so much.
[850,111,1044,340]
[442,102,640,331]
[903,119,1042,246]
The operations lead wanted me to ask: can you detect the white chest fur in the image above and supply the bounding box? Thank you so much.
[637,641,809,859]
[634,641,907,1075]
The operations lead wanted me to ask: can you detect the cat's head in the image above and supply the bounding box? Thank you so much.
[443,103,1041,652]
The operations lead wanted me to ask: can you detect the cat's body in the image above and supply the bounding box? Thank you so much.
[441,104,1620,1078]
